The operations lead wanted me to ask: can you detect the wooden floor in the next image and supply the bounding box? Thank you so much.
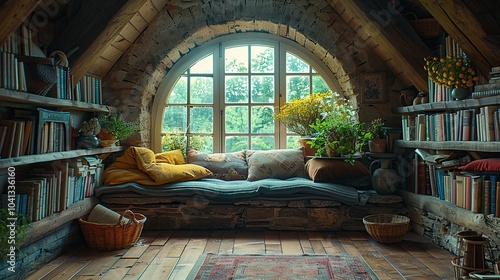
[27,229,456,280]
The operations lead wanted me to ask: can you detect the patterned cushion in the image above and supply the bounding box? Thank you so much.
[246,149,305,181]
[187,149,248,180]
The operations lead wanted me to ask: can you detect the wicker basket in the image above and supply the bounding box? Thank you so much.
[406,13,443,38]
[79,210,147,251]
[363,214,410,243]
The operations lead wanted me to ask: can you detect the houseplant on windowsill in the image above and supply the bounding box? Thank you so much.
[309,95,365,164]
[364,118,386,153]
[273,92,336,156]
[424,55,478,100]
[97,113,139,147]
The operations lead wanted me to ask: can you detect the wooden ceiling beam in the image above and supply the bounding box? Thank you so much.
[70,0,148,84]
[420,0,500,76]
[337,0,431,92]
[0,0,42,46]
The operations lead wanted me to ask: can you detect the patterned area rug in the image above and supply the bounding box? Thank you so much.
[187,254,379,279]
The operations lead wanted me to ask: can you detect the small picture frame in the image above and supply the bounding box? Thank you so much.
[360,73,386,103]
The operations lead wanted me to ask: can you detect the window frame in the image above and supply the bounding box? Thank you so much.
[151,33,344,152]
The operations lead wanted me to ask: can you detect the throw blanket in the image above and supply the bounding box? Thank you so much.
[103,147,212,185]
[94,177,360,205]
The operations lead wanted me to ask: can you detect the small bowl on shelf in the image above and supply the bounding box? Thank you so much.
[99,139,118,148]
[363,214,410,243]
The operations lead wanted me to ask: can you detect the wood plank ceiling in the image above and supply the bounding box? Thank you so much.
[0,0,499,93]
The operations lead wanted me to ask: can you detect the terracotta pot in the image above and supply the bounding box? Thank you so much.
[368,139,387,153]
[298,137,317,158]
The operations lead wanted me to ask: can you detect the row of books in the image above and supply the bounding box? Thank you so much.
[0,25,34,56]
[411,155,499,217]
[0,52,27,91]
[74,74,103,105]
[472,66,500,98]
[0,108,70,158]
[0,157,104,221]
[401,105,500,142]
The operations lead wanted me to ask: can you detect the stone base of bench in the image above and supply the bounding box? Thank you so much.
[101,192,407,231]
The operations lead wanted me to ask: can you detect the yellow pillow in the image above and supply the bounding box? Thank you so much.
[144,163,212,184]
[156,149,186,164]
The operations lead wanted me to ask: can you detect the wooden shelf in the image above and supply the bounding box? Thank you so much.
[0,88,111,112]
[395,140,500,152]
[0,146,124,168]
[392,95,500,114]
[21,197,99,246]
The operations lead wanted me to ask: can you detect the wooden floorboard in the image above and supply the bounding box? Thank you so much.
[26,229,456,279]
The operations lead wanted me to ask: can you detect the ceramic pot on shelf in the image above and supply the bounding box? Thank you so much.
[368,139,387,153]
[76,134,99,149]
[451,87,471,100]
[298,137,317,158]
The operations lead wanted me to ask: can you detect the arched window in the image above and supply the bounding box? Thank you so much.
[153,33,343,153]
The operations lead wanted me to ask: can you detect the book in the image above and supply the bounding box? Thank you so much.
[484,179,491,215]
[496,181,500,218]
[471,176,482,213]
[491,175,497,215]
[0,120,17,158]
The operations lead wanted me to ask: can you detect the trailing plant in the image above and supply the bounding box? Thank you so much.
[97,113,139,140]
[0,208,31,261]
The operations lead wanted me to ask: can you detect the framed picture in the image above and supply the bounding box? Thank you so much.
[360,73,386,103]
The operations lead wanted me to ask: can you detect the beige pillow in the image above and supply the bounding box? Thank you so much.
[246,149,305,181]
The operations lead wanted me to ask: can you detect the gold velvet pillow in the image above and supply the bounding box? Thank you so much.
[156,149,186,164]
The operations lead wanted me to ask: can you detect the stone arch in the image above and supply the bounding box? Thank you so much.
[105,1,370,148]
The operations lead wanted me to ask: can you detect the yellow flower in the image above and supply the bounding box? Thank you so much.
[424,55,477,89]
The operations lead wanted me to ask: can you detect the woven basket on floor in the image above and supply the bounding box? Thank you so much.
[363,214,410,243]
[79,210,146,251]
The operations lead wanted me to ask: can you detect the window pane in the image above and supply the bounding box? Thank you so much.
[226,136,248,152]
[225,76,248,103]
[251,136,274,150]
[251,106,274,133]
[286,52,309,73]
[286,75,309,101]
[190,107,213,133]
[286,135,301,149]
[168,77,187,104]
[251,46,274,73]
[312,75,330,93]
[225,46,248,73]
[251,76,274,103]
[163,106,187,133]
[225,106,248,133]
[190,55,213,74]
[189,135,213,152]
[191,77,213,104]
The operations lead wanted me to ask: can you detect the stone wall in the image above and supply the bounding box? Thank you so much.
[102,0,402,148]
[101,193,407,231]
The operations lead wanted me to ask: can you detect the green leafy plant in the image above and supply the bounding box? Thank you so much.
[0,208,31,261]
[364,118,385,140]
[424,55,478,88]
[309,95,365,164]
[97,113,139,140]
[161,133,206,157]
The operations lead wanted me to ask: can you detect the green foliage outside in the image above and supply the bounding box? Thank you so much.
[162,46,331,152]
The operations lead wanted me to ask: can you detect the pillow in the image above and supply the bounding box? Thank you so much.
[305,158,370,182]
[187,149,248,180]
[246,149,305,181]
[129,146,211,184]
[460,158,500,174]
[156,149,186,164]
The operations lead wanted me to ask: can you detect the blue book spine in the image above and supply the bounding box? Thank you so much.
[491,175,497,215]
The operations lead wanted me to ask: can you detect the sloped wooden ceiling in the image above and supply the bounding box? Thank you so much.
[1,0,499,91]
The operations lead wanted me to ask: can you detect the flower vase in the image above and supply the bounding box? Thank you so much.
[451,87,471,100]
[76,134,99,149]
[370,159,400,194]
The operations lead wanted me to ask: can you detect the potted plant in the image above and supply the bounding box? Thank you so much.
[97,113,139,146]
[273,92,336,156]
[309,95,365,164]
[364,118,386,153]
[424,55,478,100]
